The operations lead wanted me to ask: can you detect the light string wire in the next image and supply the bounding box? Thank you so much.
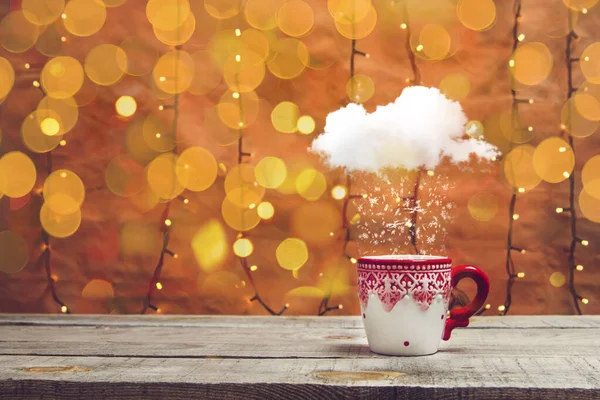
[317,14,369,315]
[560,15,588,314]
[233,59,288,315]
[501,0,531,316]
[28,67,71,314]
[140,8,184,314]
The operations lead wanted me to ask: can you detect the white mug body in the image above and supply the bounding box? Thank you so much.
[358,255,452,356]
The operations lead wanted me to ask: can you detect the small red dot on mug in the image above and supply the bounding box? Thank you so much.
[441,315,444,319]
[362,313,366,319]
[404,341,409,346]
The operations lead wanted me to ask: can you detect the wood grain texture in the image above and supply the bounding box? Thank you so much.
[1,316,599,399]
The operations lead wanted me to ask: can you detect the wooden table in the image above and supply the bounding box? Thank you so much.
[0,315,599,399]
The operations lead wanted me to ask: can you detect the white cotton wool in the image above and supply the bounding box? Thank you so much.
[310,86,499,173]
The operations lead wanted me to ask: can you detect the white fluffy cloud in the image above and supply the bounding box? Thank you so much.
[310,86,499,173]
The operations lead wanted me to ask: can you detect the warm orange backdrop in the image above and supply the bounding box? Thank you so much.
[0,0,599,316]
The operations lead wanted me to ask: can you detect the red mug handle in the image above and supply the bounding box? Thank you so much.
[443,264,490,341]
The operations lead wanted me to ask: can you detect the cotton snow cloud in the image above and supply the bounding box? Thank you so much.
[310,86,499,173]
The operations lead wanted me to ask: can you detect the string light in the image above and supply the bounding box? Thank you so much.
[156,282,163,290]
[61,306,68,313]
[576,264,583,271]
[582,298,589,304]
[141,58,183,314]
[517,272,525,278]
[319,35,372,316]
[59,140,66,146]
[501,0,529,316]
[562,17,587,315]
[231,68,287,316]
[235,28,241,36]
[400,23,407,29]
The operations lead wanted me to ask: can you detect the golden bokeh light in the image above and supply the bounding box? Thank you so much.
[146,0,190,31]
[503,145,542,192]
[153,50,195,94]
[579,189,600,223]
[468,192,499,222]
[244,0,284,31]
[418,24,451,60]
[0,11,40,53]
[440,73,470,100]
[331,185,348,200]
[574,93,600,122]
[510,42,553,86]
[82,279,114,299]
[105,154,145,197]
[240,29,271,62]
[120,36,159,76]
[223,50,266,93]
[63,0,107,37]
[35,24,64,57]
[533,137,574,183]
[563,0,600,12]
[153,12,196,46]
[498,109,533,144]
[581,43,600,84]
[41,57,84,99]
[457,0,496,31]
[0,152,37,198]
[204,0,243,19]
[189,50,221,95]
[257,201,275,220]
[36,96,79,136]
[22,0,65,26]
[334,5,377,40]
[328,0,372,24]
[192,219,228,272]
[465,120,484,139]
[224,164,265,208]
[233,238,254,258]
[549,271,566,288]
[146,153,184,200]
[221,197,261,231]
[286,286,325,298]
[40,203,82,238]
[255,157,287,189]
[296,168,327,201]
[0,58,15,100]
[271,101,300,134]
[276,238,309,270]
[21,112,62,153]
[561,97,599,138]
[85,44,127,86]
[120,220,161,256]
[297,115,315,135]
[582,156,600,199]
[0,231,29,274]
[267,38,310,80]
[40,118,60,136]
[115,96,137,117]
[217,90,260,129]
[142,114,176,152]
[43,169,85,215]
[346,74,374,104]
[103,0,127,6]
[176,147,218,192]
[125,119,160,165]
[277,0,314,37]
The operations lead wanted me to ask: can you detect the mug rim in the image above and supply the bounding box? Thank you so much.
[358,254,451,265]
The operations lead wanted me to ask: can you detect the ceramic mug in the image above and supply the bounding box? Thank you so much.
[357,255,489,356]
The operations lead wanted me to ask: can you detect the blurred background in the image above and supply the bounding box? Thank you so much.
[0,0,599,316]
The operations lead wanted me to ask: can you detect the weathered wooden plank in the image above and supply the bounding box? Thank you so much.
[0,326,598,358]
[1,355,599,399]
[1,314,600,329]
